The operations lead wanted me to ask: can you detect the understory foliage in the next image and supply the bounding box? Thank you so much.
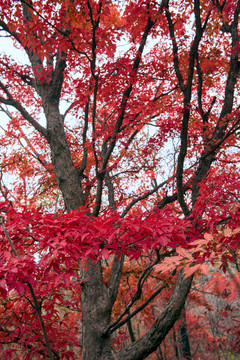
[0,0,240,359]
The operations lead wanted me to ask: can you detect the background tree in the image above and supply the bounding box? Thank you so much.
[0,0,240,359]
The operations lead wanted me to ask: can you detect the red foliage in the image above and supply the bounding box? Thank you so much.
[0,0,240,359]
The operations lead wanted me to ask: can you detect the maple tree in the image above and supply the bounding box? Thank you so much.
[0,0,240,359]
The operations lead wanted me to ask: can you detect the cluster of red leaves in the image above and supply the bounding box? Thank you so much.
[0,200,196,358]
[0,201,192,281]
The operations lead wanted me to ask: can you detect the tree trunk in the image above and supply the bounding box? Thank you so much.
[81,261,115,360]
[44,102,84,212]
[43,107,115,359]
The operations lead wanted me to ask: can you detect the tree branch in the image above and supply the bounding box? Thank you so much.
[92,16,155,216]
[172,0,206,215]
[79,99,89,175]
[121,178,170,218]
[115,270,193,360]
[192,1,240,204]
[100,16,155,174]
[110,283,168,336]
[107,254,125,307]
[106,251,173,335]
[0,82,48,137]
[165,6,185,92]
